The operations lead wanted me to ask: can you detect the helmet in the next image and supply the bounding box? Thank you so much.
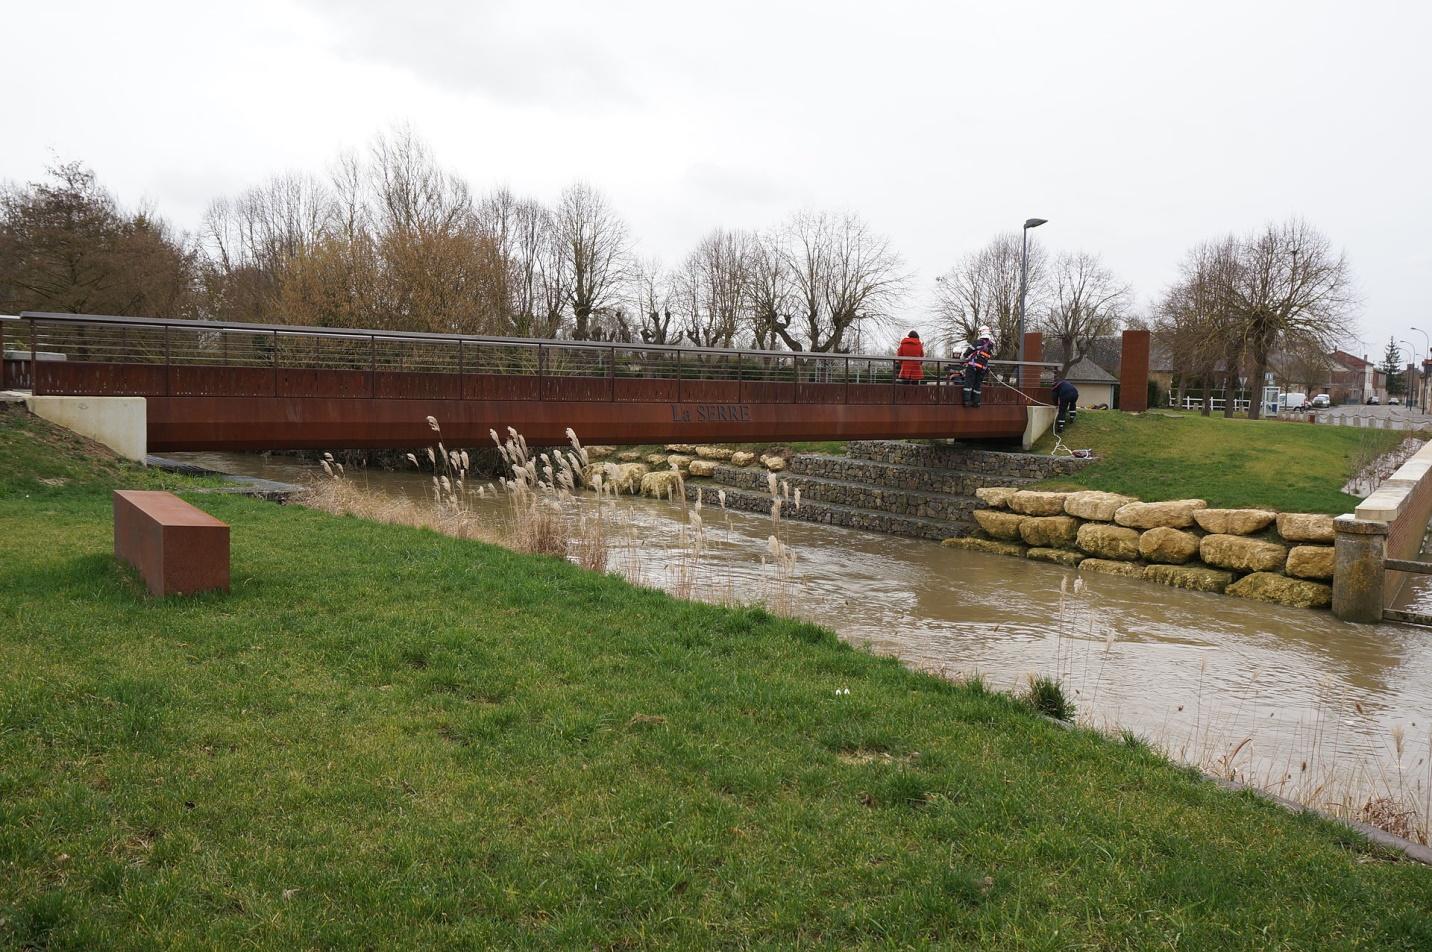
[977,325,992,339]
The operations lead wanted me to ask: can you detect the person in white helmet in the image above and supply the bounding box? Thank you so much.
[960,325,995,408]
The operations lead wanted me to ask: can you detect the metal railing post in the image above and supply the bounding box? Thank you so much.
[370,335,377,398]
[164,324,171,396]
[608,345,616,401]
[272,329,279,397]
[30,318,38,393]
[537,343,544,399]
[676,349,682,403]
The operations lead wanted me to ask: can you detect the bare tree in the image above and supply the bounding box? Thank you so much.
[1156,238,1241,415]
[767,211,904,353]
[1227,218,1355,419]
[672,228,754,348]
[626,256,676,344]
[478,188,566,338]
[554,183,630,340]
[745,232,794,350]
[1040,251,1131,373]
[933,233,1046,360]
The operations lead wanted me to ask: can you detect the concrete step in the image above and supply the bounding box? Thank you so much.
[688,483,970,541]
[787,453,1037,496]
[708,464,981,526]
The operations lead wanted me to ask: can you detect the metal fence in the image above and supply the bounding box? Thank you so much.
[18,312,1056,407]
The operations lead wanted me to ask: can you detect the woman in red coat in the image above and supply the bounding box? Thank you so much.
[896,330,924,384]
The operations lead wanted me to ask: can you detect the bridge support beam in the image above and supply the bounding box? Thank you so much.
[1022,406,1057,450]
[26,395,147,462]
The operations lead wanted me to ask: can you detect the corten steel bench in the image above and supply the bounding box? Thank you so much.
[113,491,229,596]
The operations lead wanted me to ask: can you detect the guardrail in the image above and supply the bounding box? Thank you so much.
[17,311,1058,407]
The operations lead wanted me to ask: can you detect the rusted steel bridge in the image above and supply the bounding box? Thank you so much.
[2,312,1058,452]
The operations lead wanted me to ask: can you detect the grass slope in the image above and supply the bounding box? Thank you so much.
[1032,410,1407,513]
[2,408,1429,949]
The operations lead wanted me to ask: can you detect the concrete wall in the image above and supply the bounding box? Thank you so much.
[1333,441,1432,619]
[25,396,147,462]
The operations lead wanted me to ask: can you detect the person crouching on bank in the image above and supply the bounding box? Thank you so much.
[1052,377,1079,433]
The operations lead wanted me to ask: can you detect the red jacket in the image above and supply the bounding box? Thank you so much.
[896,336,925,380]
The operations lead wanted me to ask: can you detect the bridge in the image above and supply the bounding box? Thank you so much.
[0,312,1084,452]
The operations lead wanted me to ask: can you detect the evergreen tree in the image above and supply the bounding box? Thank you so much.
[1379,337,1406,397]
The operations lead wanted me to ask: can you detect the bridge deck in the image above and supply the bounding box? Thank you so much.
[6,313,1052,450]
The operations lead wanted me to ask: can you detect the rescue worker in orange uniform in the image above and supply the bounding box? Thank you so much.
[896,330,925,385]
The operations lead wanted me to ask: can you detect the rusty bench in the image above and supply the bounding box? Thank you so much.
[113,490,229,596]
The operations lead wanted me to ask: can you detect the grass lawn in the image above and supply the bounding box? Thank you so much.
[1031,410,1410,514]
[2,406,1430,949]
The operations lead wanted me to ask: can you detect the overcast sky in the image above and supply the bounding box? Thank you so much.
[7,0,1429,358]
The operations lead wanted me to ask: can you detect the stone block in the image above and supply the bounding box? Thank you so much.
[1114,499,1208,529]
[942,537,1027,558]
[1276,512,1336,543]
[974,486,1018,509]
[644,453,669,468]
[664,443,696,453]
[973,509,1027,541]
[1286,545,1335,580]
[585,445,615,461]
[1192,508,1276,535]
[1138,527,1200,564]
[1226,572,1332,609]
[761,455,787,472]
[640,471,684,498]
[1063,490,1137,522]
[1076,523,1141,561]
[617,450,643,463]
[687,460,718,477]
[666,454,693,471]
[1143,564,1234,593]
[1020,515,1080,547]
[730,451,756,467]
[1199,534,1288,573]
[1008,490,1070,516]
[1079,558,1144,578]
[1028,547,1085,567]
[695,446,735,460]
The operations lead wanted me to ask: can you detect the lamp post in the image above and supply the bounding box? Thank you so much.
[1017,218,1047,365]
[1400,340,1416,406]
[1414,326,1431,412]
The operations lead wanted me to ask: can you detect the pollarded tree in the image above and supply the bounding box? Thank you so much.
[672,228,755,348]
[1155,237,1242,416]
[554,183,631,340]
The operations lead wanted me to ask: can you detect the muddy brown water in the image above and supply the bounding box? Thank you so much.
[172,451,1432,820]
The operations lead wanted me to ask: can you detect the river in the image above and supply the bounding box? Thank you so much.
[170,450,1432,827]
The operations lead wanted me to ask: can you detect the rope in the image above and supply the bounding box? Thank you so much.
[985,373,1078,457]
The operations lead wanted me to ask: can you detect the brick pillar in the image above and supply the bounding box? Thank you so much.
[1332,516,1387,623]
[1119,329,1150,411]
[1021,332,1043,392]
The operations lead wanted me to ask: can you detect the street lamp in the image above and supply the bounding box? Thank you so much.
[1017,217,1048,365]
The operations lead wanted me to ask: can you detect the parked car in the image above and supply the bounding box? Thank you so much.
[1310,394,1331,408]
[1368,394,1381,405]
[1390,397,1402,405]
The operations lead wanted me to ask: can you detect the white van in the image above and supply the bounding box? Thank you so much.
[1278,392,1308,411]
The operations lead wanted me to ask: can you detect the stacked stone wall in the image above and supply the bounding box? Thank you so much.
[947,488,1335,609]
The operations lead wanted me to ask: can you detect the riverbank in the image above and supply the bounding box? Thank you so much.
[1031,409,1409,513]
[3,407,1430,949]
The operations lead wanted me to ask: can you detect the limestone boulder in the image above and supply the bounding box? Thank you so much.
[1286,545,1335,580]
[695,446,735,460]
[639,471,684,499]
[585,445,615,461]
[1276,512,1336,543]
[1114,499,1207,529]
[644,453,669,468]
[687,459,718,477]
[973,510,1027,541]
[1027,547,1085,567]
[664,443,696,453]
[974,486,1018,509]
[601,462,649,494]
[1076,523,1141,561]
[1192,508,1276,535]
[761,455,787,472]
[1020,515,1080,548]
[1138,527,1201,565]
[942,537,1027,558]
[666,454,693,472]
[617,450,644,463]
[1199,534,1288,573]
[1008,490,1070,516]
[1079,558,1145,578]
[729,451,756,467]
[1227,572,1332,609]
[1143,564,1234,594]
[1064,490,1137,522]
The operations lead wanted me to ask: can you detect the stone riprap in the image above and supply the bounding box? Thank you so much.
[687,459,718,477]
[942,537,1027,557]
[729,451,755,467]
[695,446,735,460]
[959,482,1346,611]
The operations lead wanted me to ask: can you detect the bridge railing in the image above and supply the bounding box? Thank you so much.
[19,312,1058,406]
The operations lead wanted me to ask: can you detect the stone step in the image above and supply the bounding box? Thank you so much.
[787,453,1037,496]
[707,465,982,525]
[688,484,970,541]
[845,439,1089,480]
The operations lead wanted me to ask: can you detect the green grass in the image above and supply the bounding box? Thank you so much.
[2,407,1430,949]
[1032,410,1410,513]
